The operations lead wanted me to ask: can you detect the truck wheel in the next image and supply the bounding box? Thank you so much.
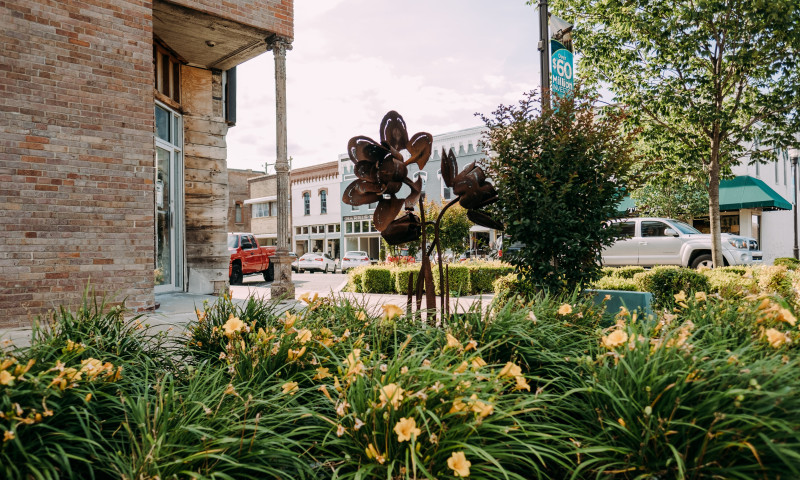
[230,264,243,285]
[691,254,713,269]
[264,263,275,282]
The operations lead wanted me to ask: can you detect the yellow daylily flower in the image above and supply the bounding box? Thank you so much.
[295,328,312,344]
[558,303,573,315]
[471,357,487,369]
[499,362,522,378]
[765,328,791,348]
[365,443,386,464]
[601,329,629,349]
[381,304,403,321]
[298,292,319,304]
[447,451,471,477]
[281,381,299,395]
[695,291,707,302]
[674,291,687,303]
[393,417,421,442]
[223,315,244,337]
[356,310,367,322]
[514,375,531,391]
[379,383,404,409]
[777,308,797,327]
[445,333,461,349]
[0,371,14,385]
[313,366,331,381]
[283,312,299,330]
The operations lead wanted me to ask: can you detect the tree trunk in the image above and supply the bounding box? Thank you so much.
[708,136,724,267]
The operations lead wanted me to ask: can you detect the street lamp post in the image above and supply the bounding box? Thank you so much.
[538,0,550,106]
[791,148,799,260]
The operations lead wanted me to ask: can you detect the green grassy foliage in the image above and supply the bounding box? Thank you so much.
[3,282,800,479]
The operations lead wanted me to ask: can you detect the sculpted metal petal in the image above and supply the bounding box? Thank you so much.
[467,209,504,231]
[380,111,409,152]
[372,196,405,231]
[354,161,379,182]
[404,176,423,209]
[343,181,381,206]
[348,136,387,164]
[381,213,422,245]
[407,132,433,169]
[441,148,457,188]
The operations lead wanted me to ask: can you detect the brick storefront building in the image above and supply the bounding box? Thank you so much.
[0,1,293,326]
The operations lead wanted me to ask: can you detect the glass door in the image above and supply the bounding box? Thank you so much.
[155,103,183,293]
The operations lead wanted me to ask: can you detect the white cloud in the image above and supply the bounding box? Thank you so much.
[226,0,541,172]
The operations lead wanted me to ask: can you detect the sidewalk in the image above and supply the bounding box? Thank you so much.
[1,281,494,348]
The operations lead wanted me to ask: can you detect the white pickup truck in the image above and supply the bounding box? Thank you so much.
[602,217,762,268]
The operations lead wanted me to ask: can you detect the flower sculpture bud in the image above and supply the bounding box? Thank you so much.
[342,111,432,244]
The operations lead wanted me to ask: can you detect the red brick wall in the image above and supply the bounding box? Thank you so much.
[170,0,293,38]
[0,0,155,327]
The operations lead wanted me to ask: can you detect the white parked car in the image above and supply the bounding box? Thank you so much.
[340,250,371,273]
[297,252,337,273]
[603,217,762,268]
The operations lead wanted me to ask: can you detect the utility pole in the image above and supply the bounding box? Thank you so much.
[538,0,550,106]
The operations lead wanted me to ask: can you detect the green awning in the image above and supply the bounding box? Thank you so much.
[616,196,637,214]
[719,175,792,211]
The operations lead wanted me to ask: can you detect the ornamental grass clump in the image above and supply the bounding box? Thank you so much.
[554,292,800,479]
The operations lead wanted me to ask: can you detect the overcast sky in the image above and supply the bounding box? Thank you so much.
[226,0,541,172]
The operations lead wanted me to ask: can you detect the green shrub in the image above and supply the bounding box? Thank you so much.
[716,265,749,275]
[775,257,800,270]
[755,265,796,304]
[613,265,646,279]
[362,266,394,294]
[393,264,421,294]
[432,264,470,295]
[634,266,711,309]
[591,275,639,291]
[345,265,370,292]
[703,269,757,298]
[466,261,515,294]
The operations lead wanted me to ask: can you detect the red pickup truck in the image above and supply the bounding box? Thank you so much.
[228,233,277,284]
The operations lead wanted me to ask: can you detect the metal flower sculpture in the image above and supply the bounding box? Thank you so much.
[342,111,432,244]
[440,148,504,230]
[343,111,503,320]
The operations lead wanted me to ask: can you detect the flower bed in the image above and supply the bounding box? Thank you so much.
[2,285,800,479]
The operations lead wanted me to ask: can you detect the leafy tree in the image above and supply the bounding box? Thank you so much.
[423,200,471,258]
[548,0,800,266]
[631,173,708,222]
[481,88,638,293]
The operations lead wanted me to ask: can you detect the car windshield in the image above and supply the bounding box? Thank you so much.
[227,235,238,248]
[669,219,701,235]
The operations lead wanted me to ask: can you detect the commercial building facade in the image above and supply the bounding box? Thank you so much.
[1,0,294,326]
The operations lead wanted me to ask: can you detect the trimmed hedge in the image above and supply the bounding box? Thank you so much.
[347,261,513,295]
[432,264,471,296]
[756,265,795,301]
[592,275,638,292]
[466,262,515,294]
[393,265,422,294]
[704,269,757,298]
[362,266,395,294]
[634,266,710,309]
[775,257,800,270]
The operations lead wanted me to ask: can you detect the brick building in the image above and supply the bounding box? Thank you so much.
[0,1,293,327]
[228,168,259,233]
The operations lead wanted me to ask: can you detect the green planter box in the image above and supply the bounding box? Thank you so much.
[584,289,654,320]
